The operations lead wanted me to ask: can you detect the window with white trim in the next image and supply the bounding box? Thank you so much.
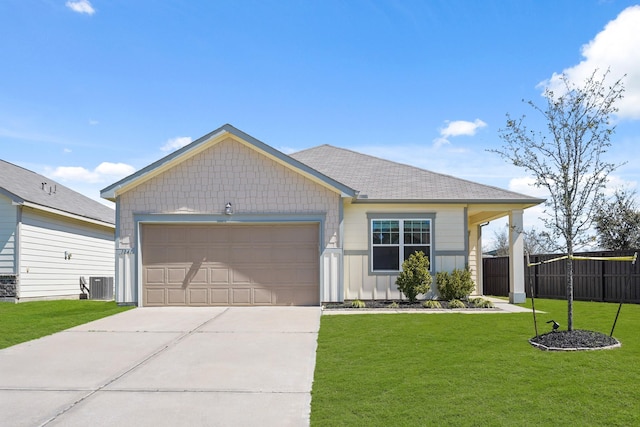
[371,219,432,272]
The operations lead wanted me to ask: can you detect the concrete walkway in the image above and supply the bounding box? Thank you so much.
[0,307,321,427]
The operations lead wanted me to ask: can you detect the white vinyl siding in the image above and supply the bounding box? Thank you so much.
[19,207,114,299]
[0,195,17,273]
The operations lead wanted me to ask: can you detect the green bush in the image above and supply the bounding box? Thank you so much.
[436,267,475,301]
[395,251,432,302]
[470,298,494,308]
[350,299,366,308]
[448,299,466,309]
[388,301,400,308]
[422,300,442,309]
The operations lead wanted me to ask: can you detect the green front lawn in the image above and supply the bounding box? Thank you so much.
[0,300,133,349]
[311,299,640,426]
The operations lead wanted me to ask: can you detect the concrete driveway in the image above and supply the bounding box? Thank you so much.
[0,306,321,427]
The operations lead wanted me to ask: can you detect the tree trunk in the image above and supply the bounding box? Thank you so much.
[567,255,574,331]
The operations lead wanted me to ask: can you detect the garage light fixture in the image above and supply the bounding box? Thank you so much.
[225,202,233,215]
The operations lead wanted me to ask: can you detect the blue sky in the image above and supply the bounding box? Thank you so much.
[2,1,640,245]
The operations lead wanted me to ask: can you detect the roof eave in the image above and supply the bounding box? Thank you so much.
[351,197,546,207]
[20,201,115,228]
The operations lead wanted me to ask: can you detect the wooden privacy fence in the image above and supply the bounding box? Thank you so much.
[482,250,640,304]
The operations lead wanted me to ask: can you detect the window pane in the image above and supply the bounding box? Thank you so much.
[404,220,430,244]
[373,247,400,270]
[372,220,399,245]
[404,246,430,264]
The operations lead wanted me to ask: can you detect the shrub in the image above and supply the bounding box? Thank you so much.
[388,301,400,308]
[422,300,442,309]
[448,299,466,309]
[350,299,366,308]
[471,298,494,308]
[436,267,475,301]
[395,251,432,302]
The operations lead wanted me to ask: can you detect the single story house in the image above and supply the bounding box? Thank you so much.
[101,124,543,307]
[0,160,116,302]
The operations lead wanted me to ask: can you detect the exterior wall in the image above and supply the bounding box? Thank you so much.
[0,194,17,274]
[116,137,342,304]
[18,207,115,301]
[343,202,469,300]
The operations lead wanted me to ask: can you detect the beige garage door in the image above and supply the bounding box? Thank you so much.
[141,223,319,306]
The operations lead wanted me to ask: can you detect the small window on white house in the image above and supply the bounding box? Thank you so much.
[371,219,431,272]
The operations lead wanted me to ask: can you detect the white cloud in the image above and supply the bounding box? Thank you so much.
[51,162,135,184]
[161,136,193,152]
[541,5,640,120]
[63,148,72,153]
[433,119,487,147]
[65,0,95,15]
[89,119,99,125]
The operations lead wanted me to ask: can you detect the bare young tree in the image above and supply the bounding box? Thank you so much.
[490,69,625,331]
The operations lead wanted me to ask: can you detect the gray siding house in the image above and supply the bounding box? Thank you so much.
[102,124,543,307]
[0,160,116,302]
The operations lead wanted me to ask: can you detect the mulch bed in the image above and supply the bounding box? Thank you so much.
[323,300,495,310]
[529,330,620,351]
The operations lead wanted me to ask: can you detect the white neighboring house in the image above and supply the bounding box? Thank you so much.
[0,160,115,302]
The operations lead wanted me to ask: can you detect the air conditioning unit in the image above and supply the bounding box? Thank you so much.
[89,276,114,300]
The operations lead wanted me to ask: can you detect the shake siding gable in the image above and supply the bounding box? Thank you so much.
[0,194,17,273]
[118,137,341,249]
[19,208,115,299]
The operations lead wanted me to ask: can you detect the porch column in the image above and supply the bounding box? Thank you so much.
[508,209,526,303]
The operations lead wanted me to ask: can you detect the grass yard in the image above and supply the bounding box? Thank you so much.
[311,299,640,426]
[0,300,133,349]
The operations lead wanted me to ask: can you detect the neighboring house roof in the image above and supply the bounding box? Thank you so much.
[101,124,356,201]
[0,160,115,226]
[290,144,544,205]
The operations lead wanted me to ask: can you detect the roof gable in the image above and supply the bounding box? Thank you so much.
[290,145,544,204]
[0,160,115,226]
[101,124,355,201]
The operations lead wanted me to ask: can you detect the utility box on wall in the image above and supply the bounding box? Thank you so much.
[89,276,114,300]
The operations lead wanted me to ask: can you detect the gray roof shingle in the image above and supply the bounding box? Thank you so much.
[290,145,542,203]
[0,160,115,225]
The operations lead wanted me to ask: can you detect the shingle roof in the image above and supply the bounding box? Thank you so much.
[0,160,115,225]
[290,145,543,203]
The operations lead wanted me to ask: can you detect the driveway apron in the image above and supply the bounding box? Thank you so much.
[0,306,321,427]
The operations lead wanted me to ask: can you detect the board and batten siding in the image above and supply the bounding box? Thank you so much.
[0,194,17,274]
[19,207,115,300]
[342,202,468,300]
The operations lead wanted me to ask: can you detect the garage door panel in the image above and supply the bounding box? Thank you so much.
[168,268,187,284]
[232,288,251,304]
[210,268,230,283]
[146,268,166,284]
[187,246,208,261]
[186,227,211,244]
[208,247,230,262]
[253,288,273,304]
[167,289,186,304]
[142,223,319,306]
[211,289,230,304]
[188,288,208,304]
[167,227,187,243]
[146,289,166,305]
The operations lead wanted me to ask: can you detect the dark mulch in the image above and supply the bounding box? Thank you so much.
[323,300,494,310]
[530,329,620,351]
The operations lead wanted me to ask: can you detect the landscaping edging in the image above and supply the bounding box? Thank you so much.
[529,330,621,351]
